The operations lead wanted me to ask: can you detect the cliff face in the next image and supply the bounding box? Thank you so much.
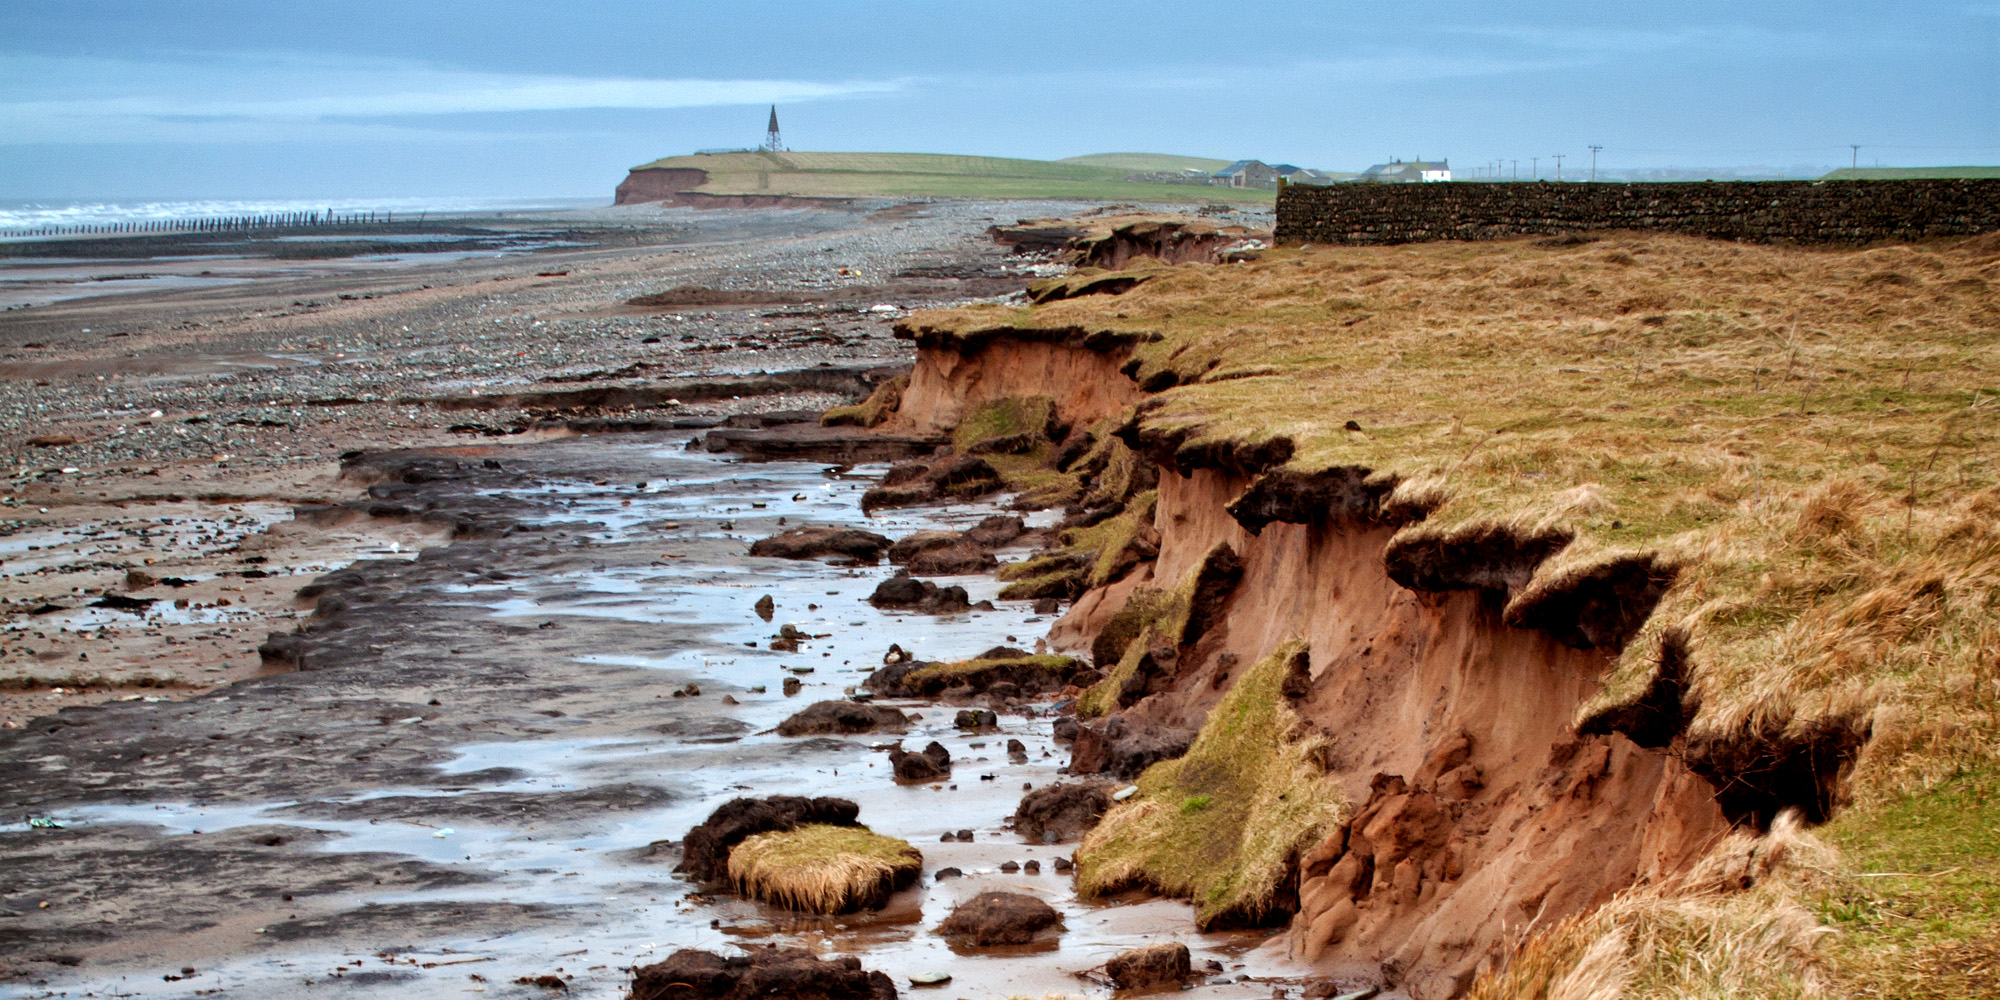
[613,167,840,209]
[888,331,1731,997]
[614,168,709,205]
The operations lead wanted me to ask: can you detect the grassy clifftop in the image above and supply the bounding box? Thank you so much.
[624,150,1275,204]
[903,230,2000,995]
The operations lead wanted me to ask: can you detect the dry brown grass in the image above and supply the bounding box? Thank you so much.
[726,823,921,914]
[1469,812,1836,1000]
[906,231,2000,995]
[912,232,2000,797]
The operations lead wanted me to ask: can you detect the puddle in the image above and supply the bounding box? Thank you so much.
[2,446,1297,999]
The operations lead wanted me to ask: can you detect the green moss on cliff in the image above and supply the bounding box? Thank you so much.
[1076,639,1346,928]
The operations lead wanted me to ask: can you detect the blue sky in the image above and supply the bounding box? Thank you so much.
[2,1,1995,199]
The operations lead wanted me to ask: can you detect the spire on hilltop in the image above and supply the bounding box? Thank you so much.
[763,106,784,152]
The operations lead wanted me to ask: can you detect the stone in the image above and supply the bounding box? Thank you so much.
[627,946,896,1000]
[888,740,952,782]
[936,891,1062,946]
[777,701,910,737]
[868,573,973,613]
[748,526,893,563]
[1067,715,1195,779]
[1014,781,1116,843]
[953,709,998,729]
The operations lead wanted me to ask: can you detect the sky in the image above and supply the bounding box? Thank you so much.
[1,1,1995,200]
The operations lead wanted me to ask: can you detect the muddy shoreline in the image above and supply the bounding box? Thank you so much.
[0,200,1304,999]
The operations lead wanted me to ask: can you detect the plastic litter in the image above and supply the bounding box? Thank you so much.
[432,827,456,839]
[1113,785,1140,801]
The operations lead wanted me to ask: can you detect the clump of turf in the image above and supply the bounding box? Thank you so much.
[1076,541,1245,716]
[952,395,1056,454]
[820,375,906,428]
[893,654,1086,697]
[726,823,923,914]
[995,490,1160,601]
[1076,639,1346,928]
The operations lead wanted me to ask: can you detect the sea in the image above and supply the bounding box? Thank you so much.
[0,196,606,233]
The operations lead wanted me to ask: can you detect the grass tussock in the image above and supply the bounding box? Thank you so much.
[726,823,922,914]
[820,375,907,428]
[1076,639,1345,927]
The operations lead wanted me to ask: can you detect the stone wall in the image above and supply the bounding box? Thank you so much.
[1275,179,2000,246]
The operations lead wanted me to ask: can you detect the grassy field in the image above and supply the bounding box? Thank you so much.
[908,229,2000,996]
[1819,166,2000,180]
[1059,152,1235,173]
[625,150,1275,204]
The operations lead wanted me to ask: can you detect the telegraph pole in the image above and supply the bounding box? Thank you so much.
[1850,145,1861,171]
[1511,159,1518,181]
[1553,154,1565,181]
[1588,145,1603,182]
[1531,157,1539,181]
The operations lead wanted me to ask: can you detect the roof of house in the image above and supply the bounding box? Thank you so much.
[1361,159,1450,180]
[1213,159,1272,177]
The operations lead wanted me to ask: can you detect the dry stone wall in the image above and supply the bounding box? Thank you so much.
[1275,179,2000,246]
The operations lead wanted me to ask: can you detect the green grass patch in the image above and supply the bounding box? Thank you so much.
[1059,152,1236,173]
[1815,767,2000,997]
[1076,639,1347,928]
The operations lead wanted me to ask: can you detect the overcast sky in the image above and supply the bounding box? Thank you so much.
[2,1,1995,199]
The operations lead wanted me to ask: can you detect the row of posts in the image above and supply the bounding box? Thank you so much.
[2,210,401,239]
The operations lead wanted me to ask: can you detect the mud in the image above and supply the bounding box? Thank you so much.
[0,439,1297,1000]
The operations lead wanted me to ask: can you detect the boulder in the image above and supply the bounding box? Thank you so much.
[887,530,964,564]
[954,709,998,729]
[777,701,911,737]
[1068,716,1195,779]
[1014,781,1115,843]
[677,796,861,882]
[965,514,1027,547]
[906,543,998,576]
[937,891,1063,946]
[868,574,973,614]
[1106,942,1192,989]
[861,456,1003,512]
[627,946,896,1000]
[749,527,894,563]
[888,741,952,782]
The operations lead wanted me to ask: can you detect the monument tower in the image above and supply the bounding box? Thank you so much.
[762,106,784,152]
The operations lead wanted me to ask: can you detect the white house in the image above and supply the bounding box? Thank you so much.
[1358,158,1452,183]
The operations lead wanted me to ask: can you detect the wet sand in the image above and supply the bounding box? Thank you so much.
[0,200,1313,998]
